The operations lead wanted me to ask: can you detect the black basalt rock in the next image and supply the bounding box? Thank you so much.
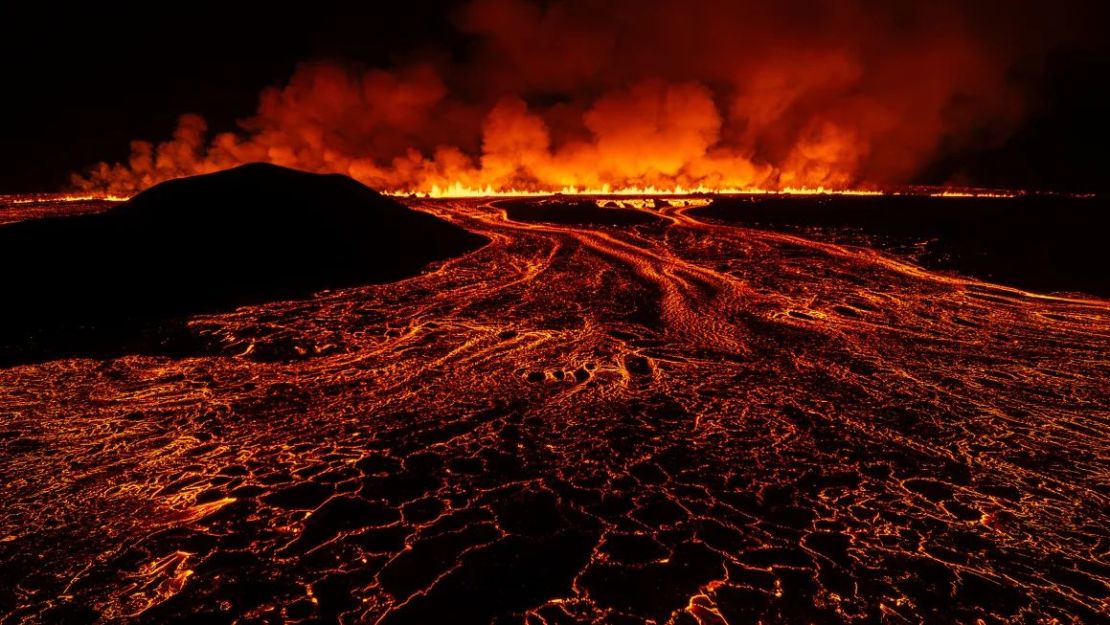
[0,163,487,365]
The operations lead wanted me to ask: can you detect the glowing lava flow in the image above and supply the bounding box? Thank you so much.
[384,184,1037,200]
[8,185,1039,204]
[1,194,1107,624]
[7,193,131,204]
[389,183,890,199]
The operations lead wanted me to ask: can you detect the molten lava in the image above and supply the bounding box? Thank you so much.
[4,0,1109,621]
[1,193,1107,623]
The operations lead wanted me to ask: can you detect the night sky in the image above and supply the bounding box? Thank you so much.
[1,2,462,192]
[2,1,1107,193]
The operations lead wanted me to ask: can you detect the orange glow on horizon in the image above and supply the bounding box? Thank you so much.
[16,184,1057,204]
[387,183,890,198]
[9,193,131,204]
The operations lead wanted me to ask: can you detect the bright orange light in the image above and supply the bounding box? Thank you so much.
[385,184,1037,199]
[7,187,1052,204]
[386,184,888,198]
[9,193,130,204]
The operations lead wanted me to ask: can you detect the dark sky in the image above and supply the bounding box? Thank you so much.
[1,2,465,192]
[1,1,1107,193]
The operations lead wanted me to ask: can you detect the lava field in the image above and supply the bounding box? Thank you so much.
[1,195,1108,624]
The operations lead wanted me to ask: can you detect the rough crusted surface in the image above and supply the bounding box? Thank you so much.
[1,197,1108,624]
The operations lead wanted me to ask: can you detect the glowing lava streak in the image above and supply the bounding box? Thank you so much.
[391,183,890,199]
[1,195,1108,624]
[7,193,130,204]
[17,186,1042,204]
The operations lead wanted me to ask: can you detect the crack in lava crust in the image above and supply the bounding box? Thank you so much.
[1,198,1109,624]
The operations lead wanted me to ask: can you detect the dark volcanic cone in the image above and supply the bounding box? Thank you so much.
[0,163,487,365]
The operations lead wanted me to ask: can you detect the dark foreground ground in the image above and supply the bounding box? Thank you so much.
[1,192,1108,624]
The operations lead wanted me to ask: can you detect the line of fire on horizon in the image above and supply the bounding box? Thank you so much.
[11,185,1093,205]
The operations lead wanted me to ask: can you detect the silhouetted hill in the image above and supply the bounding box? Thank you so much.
[0,163,487,365]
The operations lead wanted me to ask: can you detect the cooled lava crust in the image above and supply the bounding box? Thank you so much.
[1,193,1108,624]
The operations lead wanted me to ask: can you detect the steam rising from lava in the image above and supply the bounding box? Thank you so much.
[73,0,1097,196]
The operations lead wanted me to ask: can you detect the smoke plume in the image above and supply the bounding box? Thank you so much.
[73,0,1101,195]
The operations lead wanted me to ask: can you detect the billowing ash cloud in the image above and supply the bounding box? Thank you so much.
[73,0,1100,195]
